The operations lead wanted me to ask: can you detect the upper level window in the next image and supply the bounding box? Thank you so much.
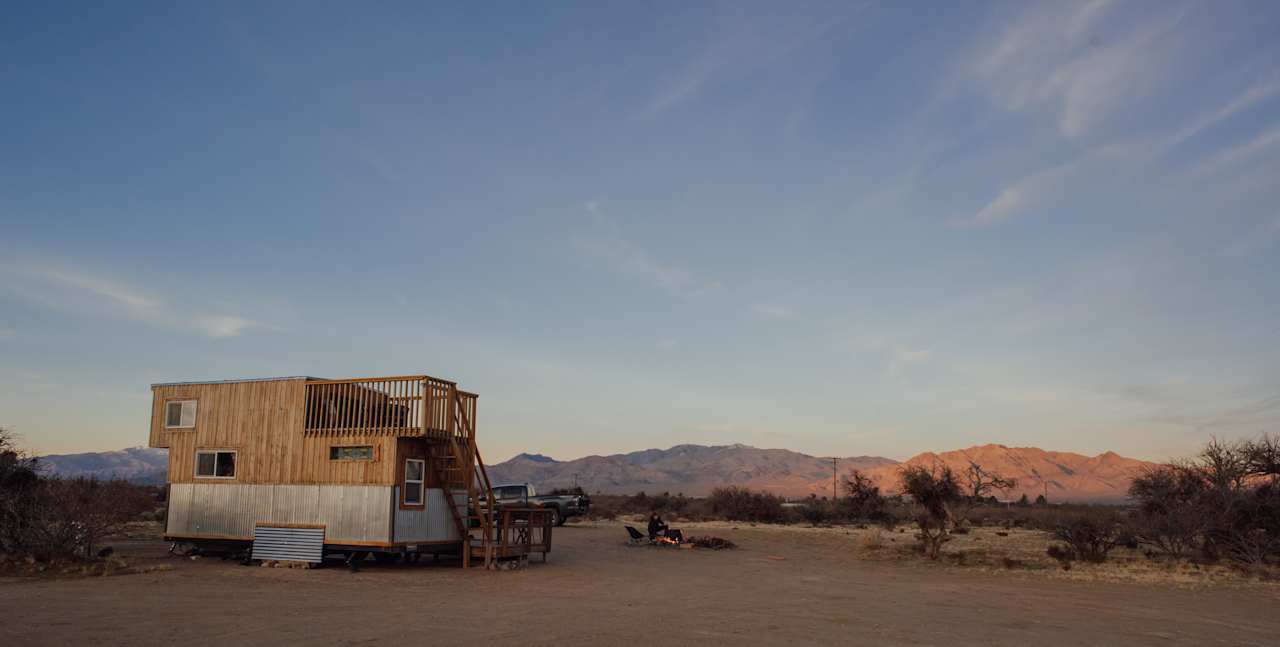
[404,459,425,505]
[165,400,197,428]
[330,446,374,461]
[195,450,236,478]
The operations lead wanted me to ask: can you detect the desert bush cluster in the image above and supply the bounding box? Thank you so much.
[588,491,714,522]
[0,427,156,565]
[1127,436,1280,568]
[708,486,789,523]
[895,461,1019,559]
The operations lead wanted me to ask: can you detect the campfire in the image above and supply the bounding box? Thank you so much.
[654,535,681,546]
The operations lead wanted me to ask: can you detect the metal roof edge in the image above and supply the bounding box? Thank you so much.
[150,376,327,388]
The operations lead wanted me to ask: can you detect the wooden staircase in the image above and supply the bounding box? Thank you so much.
[424,384,499,569]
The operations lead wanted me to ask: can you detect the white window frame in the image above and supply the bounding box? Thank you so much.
[403,458,425,506]
[194,449,237,479]
[165,400,197,429]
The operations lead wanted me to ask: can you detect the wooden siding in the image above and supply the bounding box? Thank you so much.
[150,379,398,486]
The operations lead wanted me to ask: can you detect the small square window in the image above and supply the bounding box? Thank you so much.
[165,400,197,428]
[195,450,236,478]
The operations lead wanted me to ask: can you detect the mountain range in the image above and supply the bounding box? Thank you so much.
[487,443,1155,503]
[36,447,167,484]
[37,442,1156,502]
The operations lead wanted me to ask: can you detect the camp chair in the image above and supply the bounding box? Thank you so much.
[624,525,648,545]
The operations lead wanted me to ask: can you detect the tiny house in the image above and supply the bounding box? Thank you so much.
[147,374,536,567]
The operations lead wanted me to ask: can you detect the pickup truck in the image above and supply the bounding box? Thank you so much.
[484,483,590,526]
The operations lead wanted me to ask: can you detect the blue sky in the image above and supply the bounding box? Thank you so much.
[2,1,1279,462]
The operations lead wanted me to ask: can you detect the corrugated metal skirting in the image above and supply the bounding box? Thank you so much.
[167,484,393,543]
[252,525,325,563]
[167,484,466,545]
[392,488,467,542]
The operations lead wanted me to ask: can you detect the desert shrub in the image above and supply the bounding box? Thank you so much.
[708,486,788,523]
[1046,543,1076,568]
[841,470,888,522]
[0,428,154,562]
[797,496,836,526]
[0,476,154,561]
[1051,513,1122,563]
[899,465,963,559]
[1128,434,1280,567]
[0,428,40,490]
[1202,482,1280,566]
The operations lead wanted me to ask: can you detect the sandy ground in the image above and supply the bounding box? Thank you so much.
[2,520,1278,646]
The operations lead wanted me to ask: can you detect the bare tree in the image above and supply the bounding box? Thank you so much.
[0,426,40,490]
[951,461,1017,530]
[842,470,888,522]
[962,461,1018,500]
[1197,437,1251,491]
[899,464,962,559]
[1243,434,1280,483]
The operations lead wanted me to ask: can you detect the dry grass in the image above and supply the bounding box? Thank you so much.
[585,515,1280,589]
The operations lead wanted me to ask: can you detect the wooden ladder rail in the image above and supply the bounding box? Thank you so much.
[455,390,498,569]
[470,443,498,569]
[426,451,470,560]
[442,387,493,569]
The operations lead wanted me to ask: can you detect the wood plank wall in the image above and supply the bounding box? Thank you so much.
[149,379,398,485]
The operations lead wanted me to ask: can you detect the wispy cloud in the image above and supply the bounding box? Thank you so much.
[889,346,931,373]
[646,6,855,114]
[957,72,1280,228]
[954,142,1140,228]
[959,1,1189,139]
[750,303,795,319]
[570,207,720,298]
[2,263,262,339]
[954,159,1079,228]
[1166,75,1280,149]
[1191,123,1280,177]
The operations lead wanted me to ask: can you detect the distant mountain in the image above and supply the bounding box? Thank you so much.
[487,443,896,497]
[37,447,167,484]
[41,442,1155,502]
[855,444,1154,503]
[487,443,1155,503]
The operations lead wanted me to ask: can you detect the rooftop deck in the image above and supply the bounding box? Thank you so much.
[302,375,477,440]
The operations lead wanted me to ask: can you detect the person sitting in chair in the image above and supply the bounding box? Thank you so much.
[647,511,669,540]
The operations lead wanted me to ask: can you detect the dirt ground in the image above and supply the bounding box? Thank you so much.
[2,520,1278,646]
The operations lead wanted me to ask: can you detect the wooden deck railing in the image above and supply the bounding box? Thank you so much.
[302,375,478,438]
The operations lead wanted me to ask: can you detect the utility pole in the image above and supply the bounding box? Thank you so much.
[831,457,838,500]
[573,473,579,490]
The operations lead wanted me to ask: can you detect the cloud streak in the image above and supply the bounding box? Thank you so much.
[645,5,855,114]
[960,1,1190,139]
[750,303,795,319]
[570,222,720,298]
[959,73,1280,228]
[2,263,261,339]
[1192,123,1280,177]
